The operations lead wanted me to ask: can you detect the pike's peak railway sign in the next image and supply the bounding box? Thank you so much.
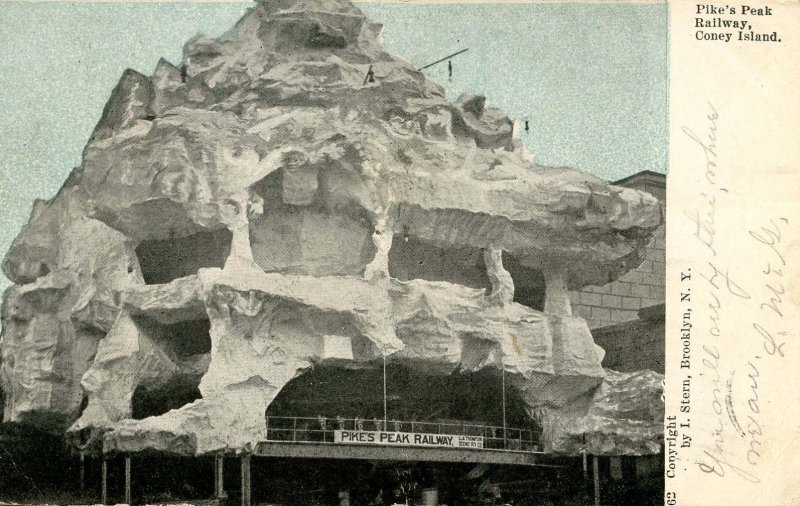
[334,430,484,449]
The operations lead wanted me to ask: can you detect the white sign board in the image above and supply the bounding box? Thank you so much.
[334,430,484,449]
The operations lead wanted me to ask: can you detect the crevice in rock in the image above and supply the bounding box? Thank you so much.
[131,381,202,420]
[135,229,232,285]
[127,315,210,419]
[502,252,546,311]
[26,263,51,283]
[161,318,212,358]
[133,315,212,359]
[78,394,89,418]
[251,169,282,202]
[387,235,491,290]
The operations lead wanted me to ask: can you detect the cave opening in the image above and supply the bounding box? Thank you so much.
[386,238,547,311]
[132,315,213,359]
[160,318,212,358]
[127,316,211,419]
[266,364,538,438]
[131,381,202,420]
[387,236,491,291]
[135,228,232,285]
[502,252,546,311]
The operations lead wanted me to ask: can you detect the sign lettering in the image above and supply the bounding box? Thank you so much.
[333,430,484,449]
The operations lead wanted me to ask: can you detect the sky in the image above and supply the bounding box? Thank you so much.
[0,1,668,289]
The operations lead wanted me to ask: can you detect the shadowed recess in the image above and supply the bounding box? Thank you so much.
[388,235,491,290]
[158,318,212,358]
[135,229,232,284]
[131,382,202,420]
[503,252,546,311]
[267,364,538,435]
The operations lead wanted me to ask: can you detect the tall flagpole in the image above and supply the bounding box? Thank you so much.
[419,48,470,70]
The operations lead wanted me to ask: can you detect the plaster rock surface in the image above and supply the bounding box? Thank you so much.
[1,0,663,456]
[536,369,665,456]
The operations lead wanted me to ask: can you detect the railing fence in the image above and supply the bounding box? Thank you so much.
[264,416,539,452]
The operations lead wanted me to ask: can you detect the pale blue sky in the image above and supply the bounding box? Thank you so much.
[0,2,668,289]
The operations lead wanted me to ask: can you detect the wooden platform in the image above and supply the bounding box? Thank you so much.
[254,441,558,467]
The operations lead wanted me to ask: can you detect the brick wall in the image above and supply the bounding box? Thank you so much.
[570,171,666,330]
[592,304,665,373]
[570,226,665,329]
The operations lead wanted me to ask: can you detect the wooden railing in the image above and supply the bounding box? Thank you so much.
[264,416,540,452]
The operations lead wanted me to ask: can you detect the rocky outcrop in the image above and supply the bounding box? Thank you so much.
[1,0,663,457]
[95,270,607,454]
[1,185,140,432]
[536,369,664,456]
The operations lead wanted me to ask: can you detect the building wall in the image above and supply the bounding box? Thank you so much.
[570,171,666,330]
[591,304,665,373]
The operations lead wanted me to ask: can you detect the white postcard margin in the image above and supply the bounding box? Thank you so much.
[666,1,800,505]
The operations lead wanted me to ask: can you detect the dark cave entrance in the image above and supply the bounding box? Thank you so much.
[131,382,202,420]
[387,235,491,291]
[502,252,546,311]
[386,239,547,311]
[159,318,212,358]
[266,364,538,438]
[135,229,232,285]
[128,316,212,419]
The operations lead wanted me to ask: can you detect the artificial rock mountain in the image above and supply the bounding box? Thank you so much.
[0,0,664,456]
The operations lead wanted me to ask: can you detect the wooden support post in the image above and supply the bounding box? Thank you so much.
[124,455,132,505]
[214,455,219,498]
[593,455,601,506]
[79,451,85,496]
[582,447,589,479]
[581,434,588,479]
[101,456,108,505]
[214,453,226,499]
[241,454,252,506]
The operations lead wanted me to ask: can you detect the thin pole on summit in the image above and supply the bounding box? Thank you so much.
[419,48,469,70]
[363,65,375,86]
